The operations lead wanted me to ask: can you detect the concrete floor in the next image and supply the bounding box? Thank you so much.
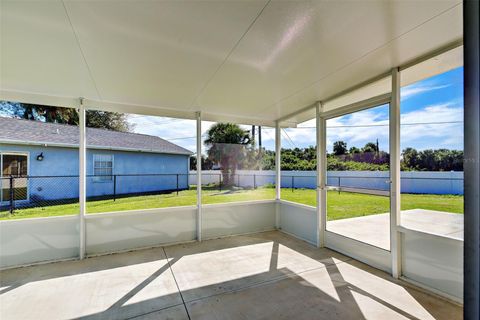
[0,231,461,320]
[327,209,464,250]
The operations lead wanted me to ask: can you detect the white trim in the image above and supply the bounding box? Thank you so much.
[326,186,390,196]
[322,92,391,120]
[202,199,276,208]
[278,199,316,211]
[0,90,284,127]
[85,204,197,219]
[397,225,464,243]
[0,212,79,224]
[0,90,81,110]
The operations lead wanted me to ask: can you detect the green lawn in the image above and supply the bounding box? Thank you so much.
[0,187,463,221]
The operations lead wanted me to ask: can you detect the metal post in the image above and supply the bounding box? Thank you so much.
[79,98,86,260]
[464,1,480,318]
[316,102,327,248]
[275,121,281,228]
[113,174,117,201]
[291,176,294,192]
[219,174,222,191]
[176,174,179,195]
[390,68,401,278]
[9,176,14,215]
[196,112,202,241]
[254,174,256,189]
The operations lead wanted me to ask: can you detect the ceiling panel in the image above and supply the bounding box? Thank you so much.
[259,1,463,123]
[63,0,268,108]
[0,1,99,100]
[196,0,461,122]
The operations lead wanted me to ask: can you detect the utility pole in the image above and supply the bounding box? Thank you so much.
[258,126,262,149]
[251,125,256,146]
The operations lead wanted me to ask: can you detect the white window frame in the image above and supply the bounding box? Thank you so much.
[93,154,114,182]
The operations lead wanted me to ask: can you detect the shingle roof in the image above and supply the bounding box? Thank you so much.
[0,117,193,155]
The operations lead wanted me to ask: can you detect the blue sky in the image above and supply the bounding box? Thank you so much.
[129,66,463,154]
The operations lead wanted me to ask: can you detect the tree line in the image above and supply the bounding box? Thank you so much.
[192,127,463,174]
[269,142,463,171]
[0,101,132,132]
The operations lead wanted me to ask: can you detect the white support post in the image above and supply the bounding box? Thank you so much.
[196,112,202,241]
[275,121,281,229]
[316,102,327,248]
[79,99,86,259]
[390,68,401,278]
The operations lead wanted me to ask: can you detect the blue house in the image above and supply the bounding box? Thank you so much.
[0,117,192,204]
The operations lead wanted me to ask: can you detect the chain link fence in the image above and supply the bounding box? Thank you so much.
[0,174,191,216]
[1,172,464,217]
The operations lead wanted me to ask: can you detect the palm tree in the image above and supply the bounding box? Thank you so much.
[204,123,251,186]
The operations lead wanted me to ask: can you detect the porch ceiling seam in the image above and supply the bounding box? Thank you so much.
[189,0,272,110]
[61,0,102,101]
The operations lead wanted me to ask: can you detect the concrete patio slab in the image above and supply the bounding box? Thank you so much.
[0,231,461,320]
[0,247,182,320]
[130,304,189,320]
[327,209,464,250]
[164,231,349,302]
[187,258,461,320]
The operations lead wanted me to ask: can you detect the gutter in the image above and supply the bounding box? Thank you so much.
[0,139,193,156]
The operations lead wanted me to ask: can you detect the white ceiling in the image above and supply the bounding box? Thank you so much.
[0,0,463,125]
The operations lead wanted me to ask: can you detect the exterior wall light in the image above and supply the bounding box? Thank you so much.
[36,152,44,161]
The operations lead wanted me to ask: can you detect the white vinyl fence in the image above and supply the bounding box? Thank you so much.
[190,170,464,195]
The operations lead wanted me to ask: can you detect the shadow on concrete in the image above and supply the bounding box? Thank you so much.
[1,231,462,320]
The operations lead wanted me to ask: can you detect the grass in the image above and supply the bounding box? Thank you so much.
[0,187,463,221]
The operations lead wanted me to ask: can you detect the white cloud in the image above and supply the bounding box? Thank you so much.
[128,101,463,154]
[401,83,450,100]
[399,102,463,150]
[323,102,463,152]
[128,115,277,153]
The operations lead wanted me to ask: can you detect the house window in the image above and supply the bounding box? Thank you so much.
[93,154,113,181]
[1,153,29,201]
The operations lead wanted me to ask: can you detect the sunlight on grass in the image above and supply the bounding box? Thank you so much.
[0,187,463,220]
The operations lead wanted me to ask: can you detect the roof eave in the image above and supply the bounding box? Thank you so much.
[0,139,193,156]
